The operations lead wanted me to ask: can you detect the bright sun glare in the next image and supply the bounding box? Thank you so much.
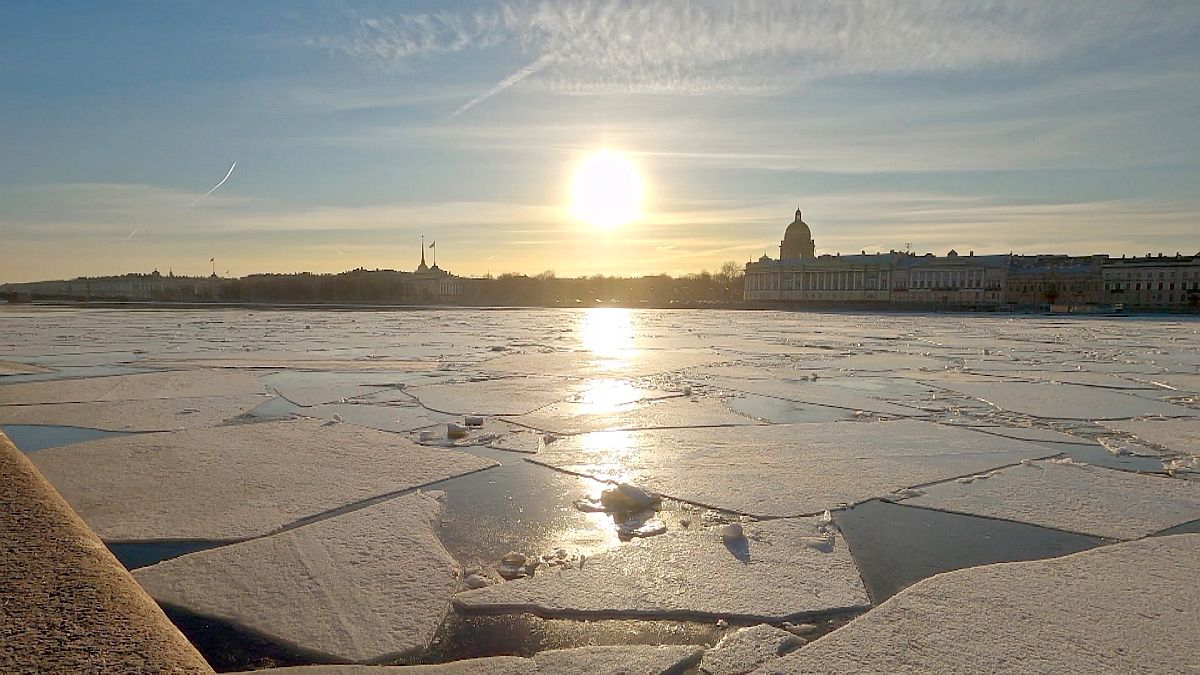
[570,150,643,229]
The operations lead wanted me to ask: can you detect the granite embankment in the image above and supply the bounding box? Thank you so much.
[0,430,212,673]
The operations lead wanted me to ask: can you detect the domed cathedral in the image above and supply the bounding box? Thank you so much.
[780,208,815,259]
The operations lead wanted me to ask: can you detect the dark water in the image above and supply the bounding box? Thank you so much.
[109,541,226,569]
[1152,517,1200,537]
[163,605,329,673]
[0,424,132,453]
[835,499,1108,602]
[1057,444,1167,473]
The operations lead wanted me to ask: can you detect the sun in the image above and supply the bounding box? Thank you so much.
[570,150,644,229]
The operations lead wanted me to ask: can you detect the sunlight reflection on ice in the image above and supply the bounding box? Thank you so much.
[579,308,635,369]
[579,429,640,484]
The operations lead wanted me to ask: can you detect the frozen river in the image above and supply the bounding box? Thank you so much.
[2,306,1198,673]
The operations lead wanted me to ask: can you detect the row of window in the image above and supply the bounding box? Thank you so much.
[1106,281,1200,292]
[1106,268,1200,280]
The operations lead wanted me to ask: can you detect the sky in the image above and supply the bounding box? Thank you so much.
[1,0,1198,282]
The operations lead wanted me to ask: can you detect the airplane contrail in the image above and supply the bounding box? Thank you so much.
[189,161,237,207]
[123,229,138,242]
[449,54,555,119]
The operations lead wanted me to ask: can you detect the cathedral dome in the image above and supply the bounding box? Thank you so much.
[780,208,815,259]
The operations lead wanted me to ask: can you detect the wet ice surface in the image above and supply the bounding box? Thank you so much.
[2,306,1198,670]
[835,500,1106,601]
[0,424,132,453]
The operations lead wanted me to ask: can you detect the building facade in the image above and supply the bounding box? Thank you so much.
[1102,255,1200,310]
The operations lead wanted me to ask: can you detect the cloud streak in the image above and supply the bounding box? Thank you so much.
[189,161,237,207]
[319,0,1195,108]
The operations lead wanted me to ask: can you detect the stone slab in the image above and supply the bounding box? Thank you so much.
[0,432,212,674]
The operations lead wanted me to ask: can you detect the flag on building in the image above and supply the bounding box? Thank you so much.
[429,241,436,249]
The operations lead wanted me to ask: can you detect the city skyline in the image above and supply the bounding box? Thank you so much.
[2,1,1199,283]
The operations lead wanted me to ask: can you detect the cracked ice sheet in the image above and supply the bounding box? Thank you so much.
[0,360,53,375]
[455,518,869,621]
[478,349,723,379]
[704,377,928,417]
[232,645,702,674]
[508,395,758,435]
[699,624,806,675]
[0,394,270,432]
[297,403,441,434]
[31,418,496,540]
[0,368,266,405]
[1098,418,1200,457]
[903,460,1200,540]
[135,491,456,664]
[756,535,1200,675]
[263,372,418,407]
[407,376,576,415]
[935,381,1195,420]
[532,420,1059,517]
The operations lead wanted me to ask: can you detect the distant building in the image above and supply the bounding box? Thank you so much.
[1007,255,1107,309]
[1102,254,1200,310]
[407,242,463,300]
[745,210,1007,307]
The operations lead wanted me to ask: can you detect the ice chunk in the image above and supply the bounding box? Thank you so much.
[906,460,1200,540]
[759,535,1200,674]
[455,517,869,621]
[0,394,268,432]
[700,624,806,675]
[935,381,1195,420]
[31,418,497,540]
[530,420,1059,517]
[407,376,574,416]
[135,492,457,663]
[509,395,760,435]
[0,360,52,375]
[1098,418,1200,457]
[0,369,265,405]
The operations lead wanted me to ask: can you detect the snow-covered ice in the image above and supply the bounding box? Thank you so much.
[231,644,702,674]
[455,517,869,621]
[135,491,458,663]
[1098,417,1200,458]
[32,418,496,540]
[407,376,575,415]
[756,535,1200,674]
[0,369,264,405]
[0,394,269,432]
[902,460,1200,540]
[531,420,1061,516]
[699,624,806,675]
[934,381,1195,420]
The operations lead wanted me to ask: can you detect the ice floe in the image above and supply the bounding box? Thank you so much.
[233,644,703,674]
[407,376,575,416]
[934,381,1195,420]
[531,420,1060,516]
[455,517,869,621]
[135,491,457,663]
[757,535,1200,674]
[0,394,269,432]
[32,418,497,540]
[1098,417,1200,458]
[699,624,806,675]
[0,369,264,405]
[903,460,1200,540]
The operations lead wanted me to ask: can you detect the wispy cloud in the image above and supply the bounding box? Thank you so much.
[317,0,1195,113]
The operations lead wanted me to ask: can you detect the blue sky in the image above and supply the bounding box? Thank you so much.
[2,0,1198,281]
